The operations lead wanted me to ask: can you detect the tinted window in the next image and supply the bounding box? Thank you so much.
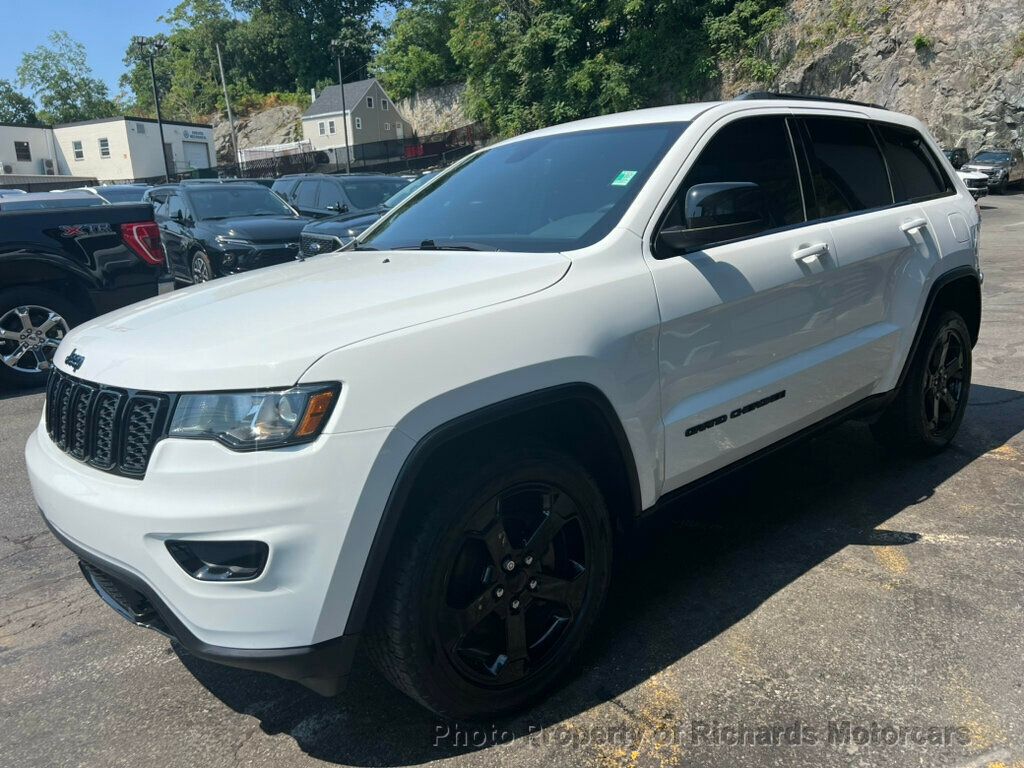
[341,178,409,209]
[186,186,294,220]
[875,124,951,202]
[293,180,320,208]
[800,117,892,217]
[167,193,186,221]
[318,181,346,209]
[662,116,804,240]
[361,123,686,253]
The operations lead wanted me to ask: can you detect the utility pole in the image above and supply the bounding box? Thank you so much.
[330,39,352,174]
[215,42,239,169]
[133,36,171,183]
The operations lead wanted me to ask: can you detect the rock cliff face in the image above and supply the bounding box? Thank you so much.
[211,105,304,162]
[721,0,1024,152]
[395,83,470,136]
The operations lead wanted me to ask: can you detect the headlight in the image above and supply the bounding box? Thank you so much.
[169,383,339,450]
[215,236,255,248]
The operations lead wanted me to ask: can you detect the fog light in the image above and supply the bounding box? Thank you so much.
[166,540,269,581]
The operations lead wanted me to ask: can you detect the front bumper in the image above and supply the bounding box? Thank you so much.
[26,420,398,694]
[46,518,357,695]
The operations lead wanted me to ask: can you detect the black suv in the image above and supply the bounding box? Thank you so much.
[271,173,409,219]
[146,182,310,284]
[942,147,969,169]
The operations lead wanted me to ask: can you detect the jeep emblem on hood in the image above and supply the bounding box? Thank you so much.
[64,349,85,372]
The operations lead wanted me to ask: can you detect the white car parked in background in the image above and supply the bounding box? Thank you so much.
[27,95,981,719]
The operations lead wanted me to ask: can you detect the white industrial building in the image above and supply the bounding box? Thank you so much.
[0,117,215,184]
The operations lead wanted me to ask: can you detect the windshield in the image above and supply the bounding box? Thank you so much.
[187,186,295,220]
[360,122,687,252]
[972,151,1010,163]
[98,187,148,203]
[383,173,436,208]
[0,196,106,212]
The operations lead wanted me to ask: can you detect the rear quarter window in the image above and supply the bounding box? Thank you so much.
[875,123,953,202]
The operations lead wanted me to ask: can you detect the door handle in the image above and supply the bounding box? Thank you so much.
[900,217,928,233]
[792,242,829,263]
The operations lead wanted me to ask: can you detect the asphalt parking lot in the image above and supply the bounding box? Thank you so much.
[2,193,1022,768]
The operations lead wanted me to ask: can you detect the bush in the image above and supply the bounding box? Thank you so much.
[913,33,933,51]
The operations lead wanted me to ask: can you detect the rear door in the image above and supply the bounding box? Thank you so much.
[792,115,913,394]
[647,113,845,491]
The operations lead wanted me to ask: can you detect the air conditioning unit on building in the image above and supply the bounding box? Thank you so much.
[41,158,55,175]
[0,164,12,175]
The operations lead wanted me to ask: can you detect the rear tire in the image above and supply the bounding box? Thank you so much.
[0,287,83,390]
[366,445,613,719]
[871,310,972,455]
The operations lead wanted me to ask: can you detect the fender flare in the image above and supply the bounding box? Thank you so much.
[341,382,641,636]
[895,265,981,390]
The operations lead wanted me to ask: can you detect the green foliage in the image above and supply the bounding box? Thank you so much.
[0,80,39,124]
[913,33,933,51]
[1011,30,1024,60]
[372,0,461,99]
[410,0,789,136]
[119,0,378,121]
[17,31,120,124]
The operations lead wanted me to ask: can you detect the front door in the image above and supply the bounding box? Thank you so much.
[647,114,845,492]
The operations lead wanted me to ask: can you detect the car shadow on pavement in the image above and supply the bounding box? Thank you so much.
[175,382,1024,766]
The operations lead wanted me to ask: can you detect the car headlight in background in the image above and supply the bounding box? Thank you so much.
[215,235,256,249]
[168,383,339,450]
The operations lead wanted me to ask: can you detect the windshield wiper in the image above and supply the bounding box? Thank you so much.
[394,239,483,251]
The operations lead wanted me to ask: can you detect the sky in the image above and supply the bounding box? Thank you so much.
[0,1,178,99]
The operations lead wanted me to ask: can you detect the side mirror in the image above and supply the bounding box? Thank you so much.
[658,182,769,254]
[171,210,185,224]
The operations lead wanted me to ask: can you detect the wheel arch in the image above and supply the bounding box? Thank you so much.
[897,265,981,390]
[341,382,642,636]
[0,258,96,318]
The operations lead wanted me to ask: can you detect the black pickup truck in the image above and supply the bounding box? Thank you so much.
[0,201,166,388]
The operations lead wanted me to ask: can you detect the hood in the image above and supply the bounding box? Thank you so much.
[304,210,382,238]
[55,249,571,391]
[963,162,1007,172]
[202,215,309,244]
[957,170,988,181]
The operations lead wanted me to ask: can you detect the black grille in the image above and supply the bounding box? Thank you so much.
[45,369,168,478]
[300,233,343,258]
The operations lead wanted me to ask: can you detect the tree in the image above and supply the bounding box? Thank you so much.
[372,0,463,100]
[0,80,39,124]
[232,0,382,92]
[17,31,119,124]
[432,0,789,136]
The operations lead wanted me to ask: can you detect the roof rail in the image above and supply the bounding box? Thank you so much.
[733,91,886,110]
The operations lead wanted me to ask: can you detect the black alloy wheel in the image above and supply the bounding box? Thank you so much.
[437,482,592,687]
[922,323,968,437]
[367,447,612,719]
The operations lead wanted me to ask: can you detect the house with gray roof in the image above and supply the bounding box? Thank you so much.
[302,78,409,156]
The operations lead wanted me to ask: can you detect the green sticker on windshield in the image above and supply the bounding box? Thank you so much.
[611,170,637,187]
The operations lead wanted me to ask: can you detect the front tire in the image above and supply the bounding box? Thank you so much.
[367,445,613,719]
[190,251,214,284]
[871,310,972,454]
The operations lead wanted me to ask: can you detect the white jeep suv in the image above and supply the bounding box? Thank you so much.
[27,96,981,719]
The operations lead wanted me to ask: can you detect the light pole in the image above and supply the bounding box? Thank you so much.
[330,38,351,174]
[132,36,171,183]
